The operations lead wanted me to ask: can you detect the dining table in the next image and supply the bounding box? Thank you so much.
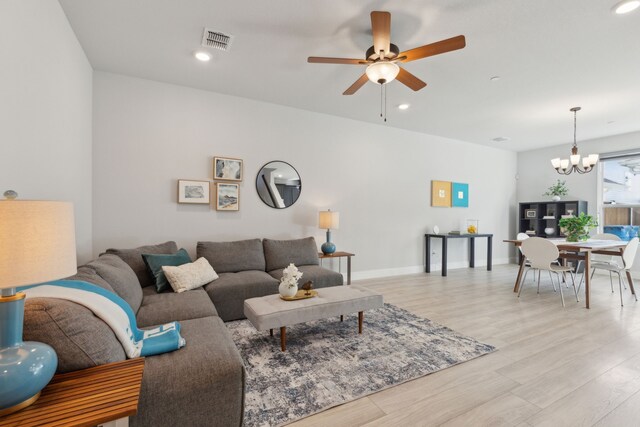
[504,238,635,309]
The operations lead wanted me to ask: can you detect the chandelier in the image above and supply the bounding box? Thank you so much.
[551,107,599,175]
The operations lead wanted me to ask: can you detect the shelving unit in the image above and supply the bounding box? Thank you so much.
[518,200,588,238]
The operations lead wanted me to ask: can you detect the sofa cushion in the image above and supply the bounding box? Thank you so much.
[197,239,265,273]
[268,264,343,289]
[65,265,115,293]
[24,298,126,374]
[136,286,218,328]
[204,270,279,321]
[106,241,179,288]
[131,316,245,427]
[263,237,320,272]
[163,257,218,293]
[87,254,143,313]
[142,248,192,293]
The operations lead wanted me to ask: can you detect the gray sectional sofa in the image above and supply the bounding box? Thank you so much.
[23,237,343,427]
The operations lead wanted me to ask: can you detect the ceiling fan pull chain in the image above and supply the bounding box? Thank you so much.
[380,84,383,119]
[384,84,387,122]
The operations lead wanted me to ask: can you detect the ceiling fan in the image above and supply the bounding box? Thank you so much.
[308,11,466,95]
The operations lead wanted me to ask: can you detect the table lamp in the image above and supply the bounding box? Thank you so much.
[0,195,77,416]
[319,209,340,255]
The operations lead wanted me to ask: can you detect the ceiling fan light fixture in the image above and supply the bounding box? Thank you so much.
[194,51,211,62]
[366,61,400,84]
[613,0,640,14]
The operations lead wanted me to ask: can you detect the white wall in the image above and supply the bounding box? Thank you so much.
[93,72,517,277]
[0,0,93,263]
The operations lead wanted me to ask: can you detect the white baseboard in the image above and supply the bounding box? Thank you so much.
[350,258,511,281]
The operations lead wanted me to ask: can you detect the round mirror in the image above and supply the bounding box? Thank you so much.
[256,161,302,209]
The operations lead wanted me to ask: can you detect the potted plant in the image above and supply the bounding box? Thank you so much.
[543,179,569,201]
[559,212,598,242]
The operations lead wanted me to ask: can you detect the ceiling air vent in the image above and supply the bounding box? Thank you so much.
[202,28,233,52]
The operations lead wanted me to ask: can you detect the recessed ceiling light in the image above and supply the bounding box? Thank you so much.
[490,76,501,82]
[492,137,510,143]
[613,0,640,14]
[398,104,410,110]
[194,51,211,62]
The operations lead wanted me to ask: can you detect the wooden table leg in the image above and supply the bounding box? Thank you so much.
[280,326,286,351]
[340,315,344,322]
[584,251,591,309]
[270,329,273,337]
[513,252,526,293]
[626,271,636,295]
[358,311,363,334]
[347,256,352,285]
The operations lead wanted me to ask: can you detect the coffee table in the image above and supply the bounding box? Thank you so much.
[244,285,384,351]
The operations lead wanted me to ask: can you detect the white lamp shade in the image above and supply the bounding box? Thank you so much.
[582,157,591,168]
[560,159,570,170]
[588,154,599,165]
[319,210,340,230]
[570,154,580,165]
[0,200,77,289]
[366,62,400,84]
[551,158,561,168]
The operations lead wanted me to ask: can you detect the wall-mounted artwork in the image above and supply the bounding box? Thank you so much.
[451,182,469,207]
[431,180,452,207]
[213,156,243,181]
[216,183,240,211]
[177,180,210,204]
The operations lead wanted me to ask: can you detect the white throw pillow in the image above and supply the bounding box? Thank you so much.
[162,257,218,293]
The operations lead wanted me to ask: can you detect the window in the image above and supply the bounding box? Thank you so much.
[600,152,640,240]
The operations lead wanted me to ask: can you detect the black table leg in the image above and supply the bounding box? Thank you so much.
[487,235,493,271]
[442,237,448,276]
[469,237,476,268]
[425,236,431,273]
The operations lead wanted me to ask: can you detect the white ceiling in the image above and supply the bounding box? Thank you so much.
[59,0,640,152]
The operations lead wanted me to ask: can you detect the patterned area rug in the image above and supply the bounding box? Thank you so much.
[226,303,496,427]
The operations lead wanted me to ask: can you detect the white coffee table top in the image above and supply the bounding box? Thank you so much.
[244,285,383,331]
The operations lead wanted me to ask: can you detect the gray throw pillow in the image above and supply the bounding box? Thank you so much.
[24,298,126,373]
[197,239,265,273]
[105,241,179,288]
[263,237,320,271]
[87,254,143,313]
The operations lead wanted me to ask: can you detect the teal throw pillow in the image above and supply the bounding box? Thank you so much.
[142,249,192,292]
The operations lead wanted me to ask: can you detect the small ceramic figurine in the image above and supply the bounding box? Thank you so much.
[301,280,314,296]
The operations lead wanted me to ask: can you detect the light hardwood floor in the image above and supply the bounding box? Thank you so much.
[289,264,640,427]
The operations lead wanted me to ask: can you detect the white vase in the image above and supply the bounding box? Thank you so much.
[552,195,561,201]
[279,281,298,298]
[545,227,555,236]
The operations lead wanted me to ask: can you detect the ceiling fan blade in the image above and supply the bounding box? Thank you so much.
[396,67,427,91]
[399,35,466,63]
[371,11,391,58]
[343,74,370,95]
[308,57,364,65]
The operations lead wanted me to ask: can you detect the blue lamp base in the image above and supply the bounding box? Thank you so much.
[321,230,337,255]
[0,292,58,416]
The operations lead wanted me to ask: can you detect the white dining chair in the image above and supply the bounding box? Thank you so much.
[576,233,622,293]
[518,237,579,307]
[587,237,639,307]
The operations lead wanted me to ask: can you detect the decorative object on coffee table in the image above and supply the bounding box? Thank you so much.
[301,280,314,296]
[177,180,210,204]
[319,209,340,254]
[0,196,77,416]
[278,263,302,298]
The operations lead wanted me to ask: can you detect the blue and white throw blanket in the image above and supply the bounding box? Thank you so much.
[19,280,185,358]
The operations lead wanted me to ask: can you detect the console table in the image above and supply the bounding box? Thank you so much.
[319,251,354,285]
[0,358,144,427]
[425,233,493,277]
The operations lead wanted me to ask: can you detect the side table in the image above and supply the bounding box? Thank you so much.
[0,358,145,427]
[318,251,355,284]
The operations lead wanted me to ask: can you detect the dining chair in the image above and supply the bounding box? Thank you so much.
[587,237,639,307]
[576,233,622,293]
[518,237,579,307]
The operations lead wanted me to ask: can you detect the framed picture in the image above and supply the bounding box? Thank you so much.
[177,180,210,204]
[213,156,243,181]
[216,183,239,211]
[525,209,537,218]
[451,182,469,208]
[431,180,452,207]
